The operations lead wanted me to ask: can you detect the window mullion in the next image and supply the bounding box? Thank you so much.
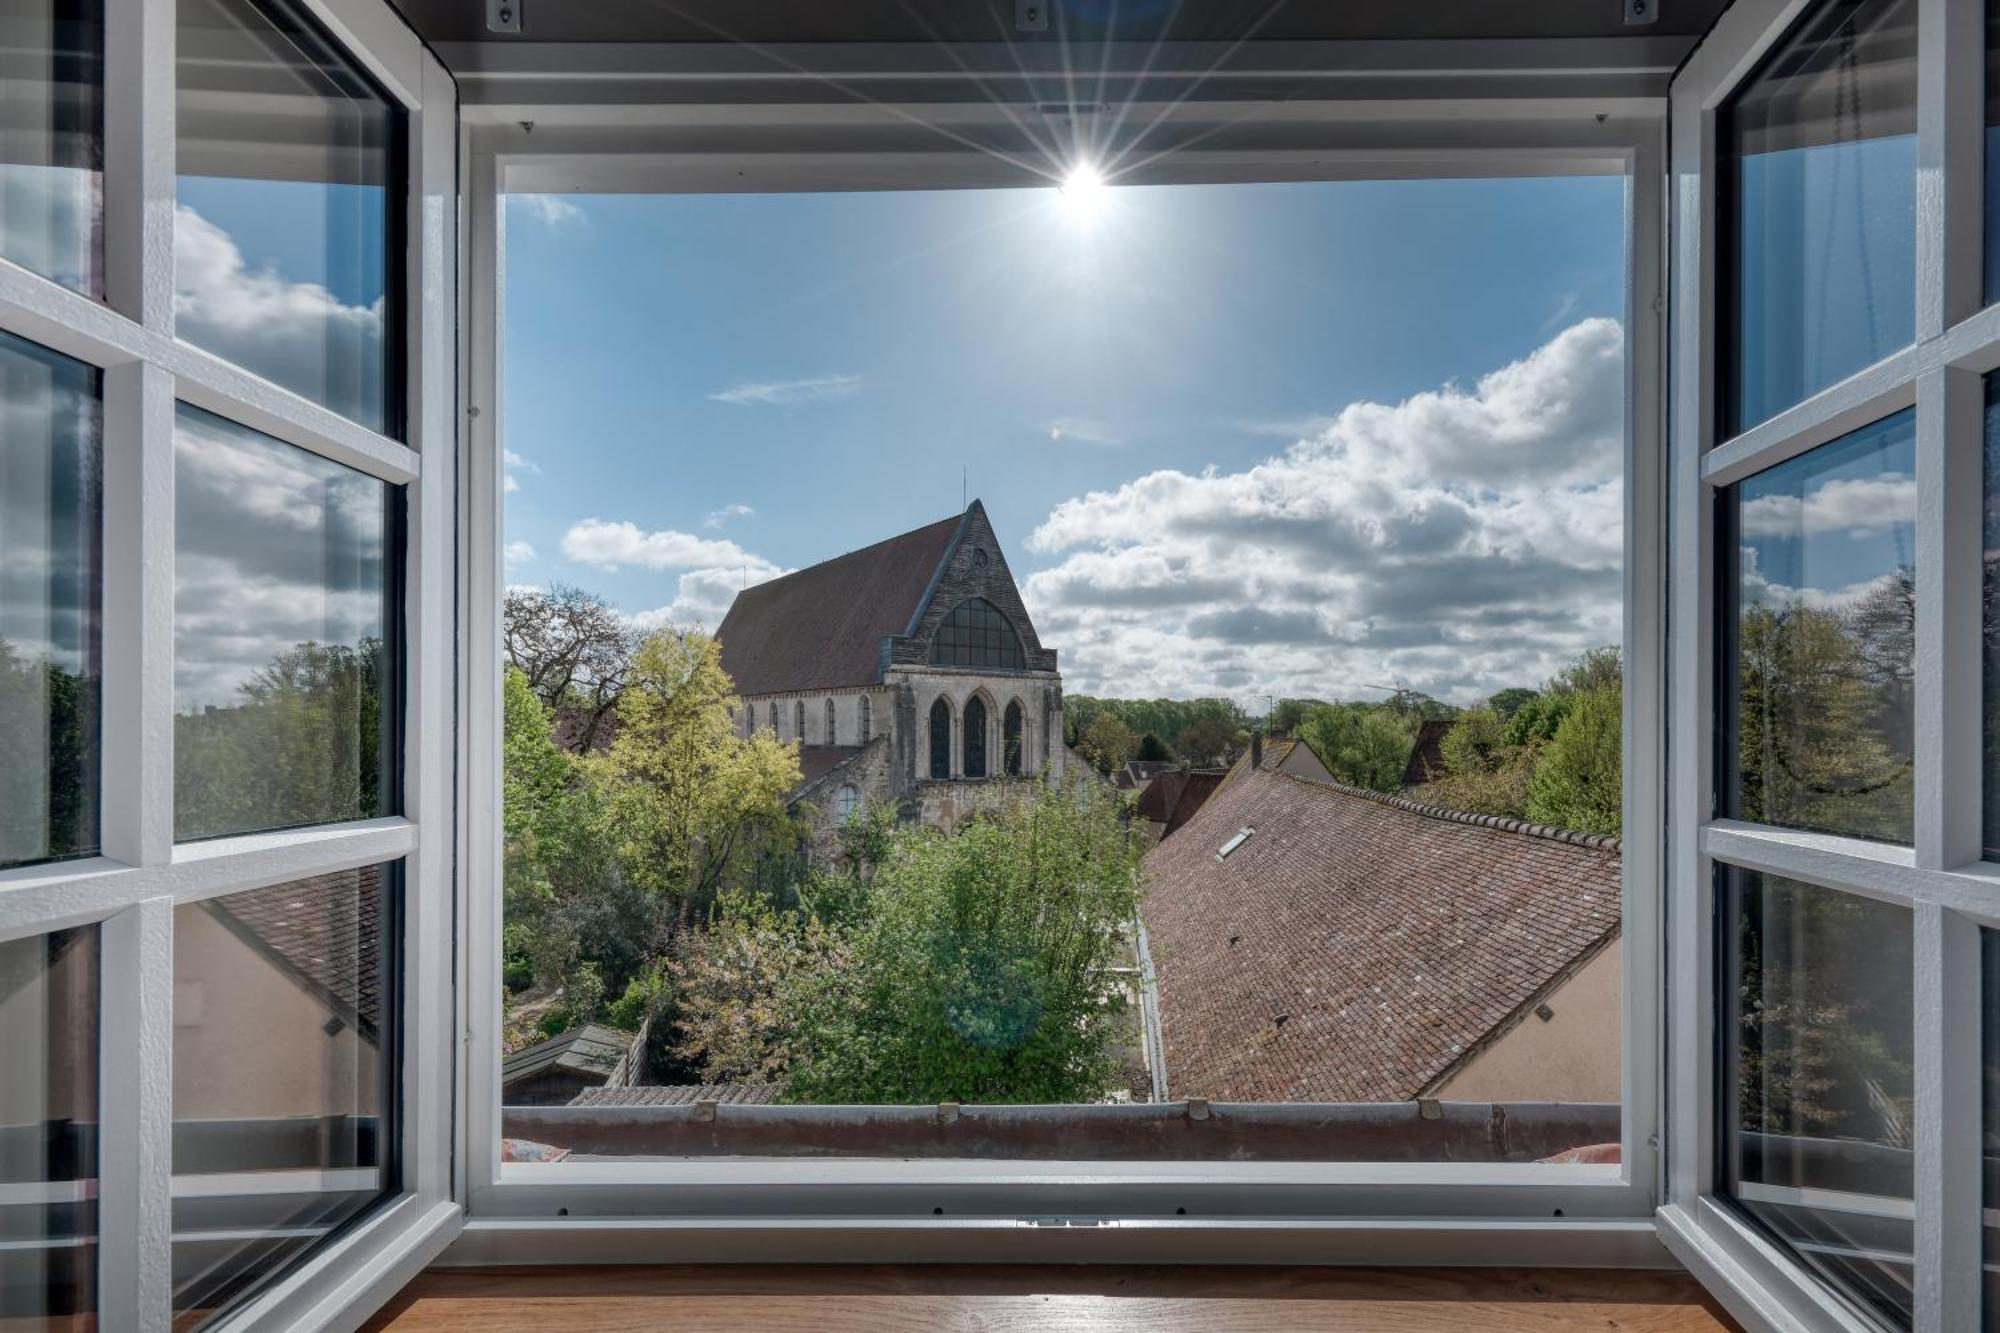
[100,361,177,869]
[1913,366,1984,869]
[102,0,176,334]
[1915,0,1985,337]
[1911,901,1980,1331]
[95,895,175,1333]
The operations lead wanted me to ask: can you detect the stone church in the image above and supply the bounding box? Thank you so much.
[715,500,1069,843]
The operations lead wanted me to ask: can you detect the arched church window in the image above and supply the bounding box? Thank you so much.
[964,696,988,779]
[834,785,859,821]
[795,699,805,742]
[928,698,951,779]
[860,695,871,744]
[1003,700,1024,776]
[825,697,837,745]
[929,597,1025,669]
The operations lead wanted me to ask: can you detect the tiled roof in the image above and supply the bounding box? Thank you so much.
[204,864,385,1041]
[792,744,867,798]
[501,1023,635,1087]
[1141,768,1620,1104]
[1136,768,1226,838]
[716,511,963,696]
[567,1082,783,1107]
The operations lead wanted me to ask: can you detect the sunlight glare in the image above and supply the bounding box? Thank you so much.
[1059,162,1108,220]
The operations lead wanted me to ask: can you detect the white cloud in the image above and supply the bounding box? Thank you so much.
[703,503,755,530]
[1048,416,1119,445]
[1739,474,1916,539]
[504,540,536,567]
[502,449,538,496]
[513,194,584,228]
[709,374,862,407]
[1019,319,1627,705]
[561,518,763,572]
[174,205,385,425]
[628,563,790,633]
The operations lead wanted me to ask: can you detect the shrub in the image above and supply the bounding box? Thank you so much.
[1525,685,1622,836]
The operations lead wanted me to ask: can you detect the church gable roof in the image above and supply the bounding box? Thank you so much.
[716,510,963,696]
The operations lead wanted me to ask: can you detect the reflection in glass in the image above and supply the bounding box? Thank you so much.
[1725,411,1915,843]
[1724,0,1916,434]
[176,0,399,433]
[0,0,102,294]
[1722,867,1913,1327]
[1985,930,2000,1331]
[0,331,101,869]
[0,926,98,1325]
[1986,377,2000,858]
[173,404,396,841]
[171,864,395,1325]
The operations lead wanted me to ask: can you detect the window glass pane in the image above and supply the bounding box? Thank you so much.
[173,404,397,841]
[171,864,395,1326]
[1721,867,1914,1327]
[1985,929,2000,1332]
[1724,411,1915,843]
[0,925,98,1326]
[176,0,399,434]
[1723,0,1916,435]
[1985,375,2000,858]
[0,0,102,294]
[1,330,100,870]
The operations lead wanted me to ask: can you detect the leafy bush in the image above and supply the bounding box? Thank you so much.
[1525,685,1622,836]
[1439,706,1506,775]
[1295,702,1416,793]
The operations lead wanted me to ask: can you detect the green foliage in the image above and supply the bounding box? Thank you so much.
[1076,711,1137,775]
[1526,686,1622,836]
[1504,691,1572,748]
[666,780,1146,1104]
[1065,695,1251,757]
[1135,732,1173,763]
[1735,579,1914,841]
[1294,702,1416,793]
[1487,687,1539,720]
[598,629,803,921]
[1267,697,1329,736]
[1439,706,1506,776]
[174,639,384,840]
[1548,645,1622,697]
[1176,714,1246,768]
[0,643,95,863]
[1411,751,1536,820]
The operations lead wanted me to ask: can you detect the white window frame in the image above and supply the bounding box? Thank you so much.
[1659,0,1988,1330]
[0,0,462,1327]
[452,44,1672,1266]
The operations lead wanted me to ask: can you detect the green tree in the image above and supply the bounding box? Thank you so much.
[1267,697,1329,736]
[1295,702,1416,793]
[1176,713,1245,768]
[598,629,802,927]
[1077,711,1138,775]
[1439,706,1507,776]
[1526,685,1623,836]
[1487,687,1539,720]
[1135,732,1174,763]
[777,776,1146,1104]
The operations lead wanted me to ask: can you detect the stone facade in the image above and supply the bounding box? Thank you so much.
[719,501,1066,849]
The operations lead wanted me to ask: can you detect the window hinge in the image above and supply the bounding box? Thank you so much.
[487,0,521,35]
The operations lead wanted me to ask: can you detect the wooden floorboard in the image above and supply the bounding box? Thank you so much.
[362,1264,1742,1332]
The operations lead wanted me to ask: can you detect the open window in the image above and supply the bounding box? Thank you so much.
[1661,0,1993,1327]
[0,0,458,1325]
[460,38,1668,1261]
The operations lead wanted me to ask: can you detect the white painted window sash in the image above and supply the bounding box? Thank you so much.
[1663,0,1994,1329]
[0,0,462,1327]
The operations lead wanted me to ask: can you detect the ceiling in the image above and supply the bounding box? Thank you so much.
[388,0,1732,51]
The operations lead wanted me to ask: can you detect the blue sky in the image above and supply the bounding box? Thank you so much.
[502,176,1633,705]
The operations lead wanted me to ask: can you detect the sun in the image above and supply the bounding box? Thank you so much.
[1058,161,1108,221]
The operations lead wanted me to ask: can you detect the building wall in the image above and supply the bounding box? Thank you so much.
[1429,941,1621,1104]
[891,666,1064,783]
[0,932,96,1132]
[172,906,381,1122]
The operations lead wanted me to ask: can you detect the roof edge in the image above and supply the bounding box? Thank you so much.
[1269,769,1622,853]
[901,499,980,638]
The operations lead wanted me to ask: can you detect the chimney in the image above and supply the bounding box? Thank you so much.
[1250,728,1263,771]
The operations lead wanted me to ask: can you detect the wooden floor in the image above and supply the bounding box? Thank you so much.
[362,1264,1742,1332]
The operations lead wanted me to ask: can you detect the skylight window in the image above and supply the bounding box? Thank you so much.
[1217,827,1255,860]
